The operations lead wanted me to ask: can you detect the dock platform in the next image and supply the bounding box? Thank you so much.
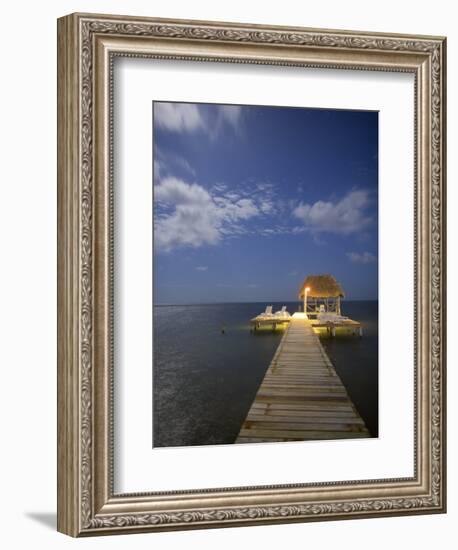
[236,313,370,443]
[310,318,363,337]
[250,316,291,330]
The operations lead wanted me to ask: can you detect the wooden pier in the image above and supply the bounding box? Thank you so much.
[236,313,370,443]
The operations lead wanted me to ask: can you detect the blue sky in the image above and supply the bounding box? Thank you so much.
[153,102,378,304]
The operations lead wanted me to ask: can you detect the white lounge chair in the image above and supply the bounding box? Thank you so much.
[259,305,273,318]
[274,306,290,318]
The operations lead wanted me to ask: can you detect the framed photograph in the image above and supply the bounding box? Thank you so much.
[57,13,446,536]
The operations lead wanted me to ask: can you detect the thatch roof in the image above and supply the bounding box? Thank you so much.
[298,274,345,299]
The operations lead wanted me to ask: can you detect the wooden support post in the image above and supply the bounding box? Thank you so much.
[303,291,307,318]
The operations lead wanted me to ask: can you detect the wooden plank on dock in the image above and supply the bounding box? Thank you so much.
[236,314,370,443]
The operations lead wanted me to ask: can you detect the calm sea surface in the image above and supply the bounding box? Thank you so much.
[153,301,378,447]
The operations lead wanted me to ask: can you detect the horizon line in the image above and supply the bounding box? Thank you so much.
[154,298,379,307]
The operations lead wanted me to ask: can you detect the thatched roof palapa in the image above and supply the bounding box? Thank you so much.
[298,274,345,299]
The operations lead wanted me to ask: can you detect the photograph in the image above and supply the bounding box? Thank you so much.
[152,101,379,447]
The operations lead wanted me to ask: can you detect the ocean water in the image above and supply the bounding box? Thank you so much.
[153,301,378,447]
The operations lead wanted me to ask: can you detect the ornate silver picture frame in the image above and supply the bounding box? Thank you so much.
[57,13,446,536]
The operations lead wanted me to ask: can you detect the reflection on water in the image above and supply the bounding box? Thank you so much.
[153,301,378,447]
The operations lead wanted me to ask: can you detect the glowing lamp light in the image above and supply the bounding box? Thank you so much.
[304,287,311,318]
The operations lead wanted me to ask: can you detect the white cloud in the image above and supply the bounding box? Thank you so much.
[154,147,196,181]
[293,189,372,235]
[252,182,277,215]
[155,177,209,206]
[154,177,260,252]
[174,157,196,177]
[259,199,274,214]
[154,159,162,180]
[291,226,307,234]
[346,251,377,264]
[154,102,243,137]
[219,105,242,128]
[195,266,208,271]
[256,182,274,192]
[154,103,204,132]
[213,183,227,193]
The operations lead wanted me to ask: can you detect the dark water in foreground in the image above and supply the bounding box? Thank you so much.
[153,301,378,447]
